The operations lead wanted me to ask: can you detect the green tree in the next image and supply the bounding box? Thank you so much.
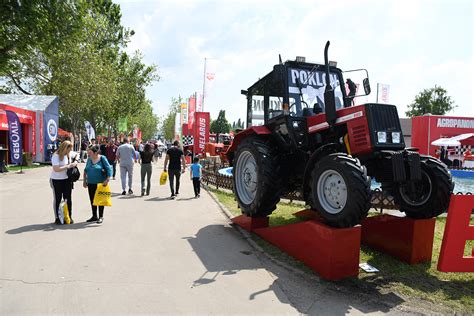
[210,110,230,134]
[161,97,182,141]
[405,85,456,117]
[129,100,159,140]
[1,0,158,141]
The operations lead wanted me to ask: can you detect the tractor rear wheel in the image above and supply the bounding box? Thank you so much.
[309,153,371,227]
[233,137,282,217]
[383,157,453,219]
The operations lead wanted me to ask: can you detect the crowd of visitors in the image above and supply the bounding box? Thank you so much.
[49,137,202,225]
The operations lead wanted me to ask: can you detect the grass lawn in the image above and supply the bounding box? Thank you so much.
[209,187,474,313]
[5,164,45,172]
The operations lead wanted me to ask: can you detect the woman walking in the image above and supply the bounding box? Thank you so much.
[50,140,77,224]
[83,145,112,224]
[139,143,155,196]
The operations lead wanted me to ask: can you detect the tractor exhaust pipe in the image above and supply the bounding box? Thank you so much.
[324,41,337,127]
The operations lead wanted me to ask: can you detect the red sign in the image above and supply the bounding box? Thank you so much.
[31,115,36,156]
[188,95,196,131]
[438,195,474,272]
[412,115,474,155]
[193,112,210,155]
[0,103,35,130]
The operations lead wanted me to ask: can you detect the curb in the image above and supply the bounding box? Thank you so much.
[203,184,320,281]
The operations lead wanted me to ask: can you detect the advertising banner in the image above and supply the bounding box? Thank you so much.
[44,112,58,161]
[412,115,474,156]
[84,121,95,141]
[196,93,203,112]
[193,112,210,155]
[188,95,196,131]
[180,103,188,130]
[377,83,390,104]
[174,113,181,140]
[6,110,23,165]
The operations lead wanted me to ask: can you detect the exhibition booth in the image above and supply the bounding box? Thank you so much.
[0,94,59,164]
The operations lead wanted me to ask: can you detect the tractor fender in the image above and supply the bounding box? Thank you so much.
[302,143,340,201]
[225,126,272,163]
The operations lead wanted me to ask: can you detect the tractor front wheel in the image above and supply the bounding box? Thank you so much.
[233,137,281,217]
[384,157,453,219]
[309,153,371,227]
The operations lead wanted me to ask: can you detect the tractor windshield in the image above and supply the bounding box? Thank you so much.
[288,67,344,116]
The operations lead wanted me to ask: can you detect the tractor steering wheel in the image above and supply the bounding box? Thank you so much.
[289,101,309,117]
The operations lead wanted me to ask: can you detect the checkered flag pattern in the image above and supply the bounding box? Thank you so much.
[182,135,194,146]
[455,145,472,155]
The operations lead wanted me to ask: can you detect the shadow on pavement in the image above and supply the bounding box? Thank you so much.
[5,222,97,234]
[117,195,141,200]
[184,224,407,314]
[144,197,172,202]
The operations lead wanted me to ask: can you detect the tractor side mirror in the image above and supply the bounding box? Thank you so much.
[363,78,371,95]
[241,90,248,95]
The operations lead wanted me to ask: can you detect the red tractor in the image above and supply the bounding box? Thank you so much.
[225,42,453,228]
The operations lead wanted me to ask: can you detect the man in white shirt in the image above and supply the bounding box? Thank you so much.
[117,138,137,195]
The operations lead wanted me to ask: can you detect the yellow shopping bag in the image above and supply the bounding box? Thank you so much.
[93,184,112,206]
[160,171,168,185]
[64,203,71,224]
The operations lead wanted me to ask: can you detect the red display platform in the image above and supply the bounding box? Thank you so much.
[253,219,361,280]
[361,214,436,264]
[231,215,269,232]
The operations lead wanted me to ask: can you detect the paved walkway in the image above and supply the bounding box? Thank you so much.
[1,162,415,315]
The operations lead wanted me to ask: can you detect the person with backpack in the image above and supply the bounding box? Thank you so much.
[50,140,77,224]
[139,143,156,196]
[83,145,112,224]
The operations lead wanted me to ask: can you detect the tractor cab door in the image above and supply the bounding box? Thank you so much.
[266,95,309,149]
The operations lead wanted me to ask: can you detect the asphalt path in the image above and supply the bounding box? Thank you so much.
[0,162,424,315]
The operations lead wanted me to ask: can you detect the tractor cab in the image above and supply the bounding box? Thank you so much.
[242,58,369,150]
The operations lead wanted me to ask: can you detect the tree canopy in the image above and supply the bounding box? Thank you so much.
[0,0,159,140]
[405,86,456,117]
[210,110,231,134]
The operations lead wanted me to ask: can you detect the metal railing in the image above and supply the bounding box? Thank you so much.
[201,161,399,210]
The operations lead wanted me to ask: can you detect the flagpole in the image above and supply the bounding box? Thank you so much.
[376,83,379,103]
[202,58,207,112]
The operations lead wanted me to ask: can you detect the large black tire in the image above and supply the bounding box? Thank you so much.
[308,153,372,228]
[232,137,282,217]
[384,157,453,219]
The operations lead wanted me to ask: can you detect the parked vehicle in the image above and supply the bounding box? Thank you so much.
[226,41,453,227]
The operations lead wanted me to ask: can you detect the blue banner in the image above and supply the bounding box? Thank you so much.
[43,112,58,162]
[6,110,23,165]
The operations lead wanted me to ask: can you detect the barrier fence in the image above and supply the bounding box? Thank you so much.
[201,159,400,211]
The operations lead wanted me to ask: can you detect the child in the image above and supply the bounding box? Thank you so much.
[190,157,202,198]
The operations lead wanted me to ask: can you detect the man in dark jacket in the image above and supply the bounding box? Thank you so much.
[163,140,186,199]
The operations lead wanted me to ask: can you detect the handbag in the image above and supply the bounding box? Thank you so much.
[160,171,168,185]
[67,157,80,182]
[58,200,65,224]
[58,199,71,224]
[93,183,112,206]
[99,156,108,178]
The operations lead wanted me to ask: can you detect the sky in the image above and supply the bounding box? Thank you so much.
[116,0,473,124]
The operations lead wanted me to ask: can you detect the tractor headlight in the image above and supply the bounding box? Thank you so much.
[377,131,387,143]
[392,132,401,144]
